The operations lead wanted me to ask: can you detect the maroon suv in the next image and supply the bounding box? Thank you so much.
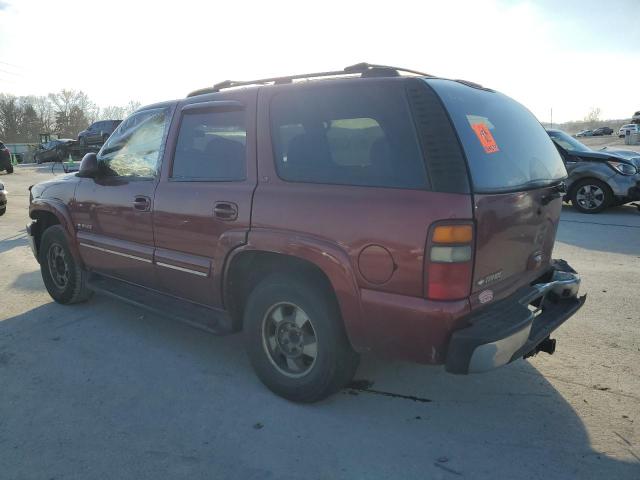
[27,63,585,402]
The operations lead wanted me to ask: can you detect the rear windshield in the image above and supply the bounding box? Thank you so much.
[426,79,566,193]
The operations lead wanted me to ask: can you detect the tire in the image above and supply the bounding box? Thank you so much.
[0,207,5,216]
[39,225,93,304]
[570,178,613,214]
[243,273,359,403]
[6,164,13,174]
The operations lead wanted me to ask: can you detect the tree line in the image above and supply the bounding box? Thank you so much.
[0,90,141,143]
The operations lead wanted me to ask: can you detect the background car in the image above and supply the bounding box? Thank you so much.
[33,139,75,164]
[618,124,640,137]
[632,110,640,122]
[0,181,6,215]
[0,142,12,173]
[575,130,593,137]
[547,129,640,213]
[591,126,613,136]
[78,120,121,147]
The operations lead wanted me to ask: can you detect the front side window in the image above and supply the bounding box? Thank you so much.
[270,83,428,189]
[97,107,170,178]
[171,108,246,181]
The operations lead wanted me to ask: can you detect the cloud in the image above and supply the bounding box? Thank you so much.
[0,1,10,11]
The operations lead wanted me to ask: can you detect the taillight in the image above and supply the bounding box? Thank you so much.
[426,223,474,301]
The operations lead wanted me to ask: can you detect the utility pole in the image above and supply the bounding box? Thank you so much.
[550,107,553,129]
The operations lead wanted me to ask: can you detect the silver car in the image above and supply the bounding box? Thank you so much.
[547,129,640,213]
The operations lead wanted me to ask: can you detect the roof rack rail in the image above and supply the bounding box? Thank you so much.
[187,63,435,97]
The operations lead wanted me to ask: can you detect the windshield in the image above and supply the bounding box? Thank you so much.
[547,130,591,153]
[426,79,566,193]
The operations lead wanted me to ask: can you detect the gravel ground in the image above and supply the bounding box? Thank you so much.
[0,164,639,479]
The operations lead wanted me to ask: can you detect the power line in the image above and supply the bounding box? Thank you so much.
[0,60,22,68]
[0,68,20,76]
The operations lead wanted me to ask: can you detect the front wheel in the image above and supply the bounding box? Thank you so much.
[243,273,359,403]
[5,164,13,174]
[571,178,612,214]
[39,225,93,304]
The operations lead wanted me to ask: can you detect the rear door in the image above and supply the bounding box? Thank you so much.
[425,79,567,306]
[152,91,257,307]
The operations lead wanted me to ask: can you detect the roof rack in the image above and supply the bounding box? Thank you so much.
[187,62,435,97]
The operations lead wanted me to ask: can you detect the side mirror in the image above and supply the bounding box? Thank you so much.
[77,152,99,178]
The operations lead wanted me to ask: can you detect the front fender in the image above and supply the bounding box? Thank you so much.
[223,228,366,352]
[29,199,82,265]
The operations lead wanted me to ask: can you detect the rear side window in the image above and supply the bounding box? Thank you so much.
[270,83,427,189]
[171,109,246,181]
[426,79,566,193]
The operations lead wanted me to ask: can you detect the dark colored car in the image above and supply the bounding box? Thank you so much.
[34,139,75,164]
[547,129,640,213]
[0,181,6,215]
[27,63,584,402]
[78,120,122,147]
[0,142,13,173]
[591,127,613,136]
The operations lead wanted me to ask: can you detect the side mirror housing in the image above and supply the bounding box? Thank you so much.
[77,152,99,178]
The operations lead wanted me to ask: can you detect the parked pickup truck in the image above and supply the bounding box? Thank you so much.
[27,63,585,402]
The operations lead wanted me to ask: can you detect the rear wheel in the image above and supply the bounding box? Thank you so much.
[39,225,93,304]
[243,273,359,402]
[571,178,612,214]
[5,164,13,174]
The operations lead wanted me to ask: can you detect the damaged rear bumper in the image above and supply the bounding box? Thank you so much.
[446,260,586,374]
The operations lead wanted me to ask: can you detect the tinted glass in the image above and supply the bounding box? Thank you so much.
[270,83,427,189]
[172,109,246,181]
[97,108,170,177]
[427,79,566,193]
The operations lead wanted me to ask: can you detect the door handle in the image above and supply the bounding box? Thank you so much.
[133,195,151,211]
[213,202,238,220]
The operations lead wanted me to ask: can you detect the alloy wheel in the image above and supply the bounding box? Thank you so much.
[47,243,69,289]
[261,302,318,378]
[575,184,605,210]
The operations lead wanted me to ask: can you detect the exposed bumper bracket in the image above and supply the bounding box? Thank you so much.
[446,260,585,374]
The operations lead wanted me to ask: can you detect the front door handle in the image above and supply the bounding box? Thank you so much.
[133,195,151,211]
[213,202,238,221]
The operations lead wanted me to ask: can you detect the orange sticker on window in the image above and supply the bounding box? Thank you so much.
[471,123,499,154]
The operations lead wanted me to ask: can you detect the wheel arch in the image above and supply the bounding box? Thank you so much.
[222,232,365,352]
[29,200,82,264]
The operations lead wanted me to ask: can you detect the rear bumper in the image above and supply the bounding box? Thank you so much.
[446,260,585,374]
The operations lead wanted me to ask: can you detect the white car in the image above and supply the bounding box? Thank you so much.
[618,124,640,138]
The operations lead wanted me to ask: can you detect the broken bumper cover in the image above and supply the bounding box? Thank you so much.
[26,221,38,260]
[446,261,586,374]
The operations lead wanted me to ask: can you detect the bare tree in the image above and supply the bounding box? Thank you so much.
[584,107,601,129]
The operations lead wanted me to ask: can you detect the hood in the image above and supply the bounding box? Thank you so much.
[597,147,640,168]
[30,172,79,200]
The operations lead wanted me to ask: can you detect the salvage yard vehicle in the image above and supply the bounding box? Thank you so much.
[78,120,122,148]
[0,142,13,173]
[0,181,6,215]
[547,129,640,213]
[27,63,585,402]
[34,139,75,164]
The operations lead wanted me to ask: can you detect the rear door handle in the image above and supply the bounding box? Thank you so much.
[213,202,238,220]
[133,195,151,211]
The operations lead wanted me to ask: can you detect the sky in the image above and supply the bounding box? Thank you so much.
[0,0,638,123]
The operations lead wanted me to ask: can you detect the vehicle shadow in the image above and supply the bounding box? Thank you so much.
[0,299,638,480]
[557,204,640,255]
[0,232,28,255]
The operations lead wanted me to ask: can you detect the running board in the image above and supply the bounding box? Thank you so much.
[88,274,234,335]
